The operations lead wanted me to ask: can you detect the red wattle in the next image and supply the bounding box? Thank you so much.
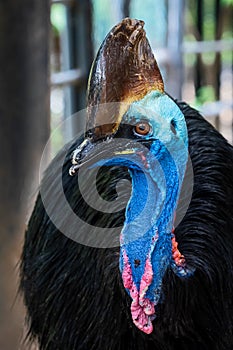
[122,251,155,334]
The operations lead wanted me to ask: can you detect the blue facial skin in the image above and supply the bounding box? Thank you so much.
[90,90,191,307]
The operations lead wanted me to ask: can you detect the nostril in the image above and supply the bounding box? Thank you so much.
[170,119,177,135]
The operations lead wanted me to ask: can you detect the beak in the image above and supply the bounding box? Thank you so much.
[69,137,151,177]
[69,138,141,177]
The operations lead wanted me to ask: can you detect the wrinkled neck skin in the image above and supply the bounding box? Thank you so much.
[120,140,192,334]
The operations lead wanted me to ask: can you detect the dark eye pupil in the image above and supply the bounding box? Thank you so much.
[138,124,145,131]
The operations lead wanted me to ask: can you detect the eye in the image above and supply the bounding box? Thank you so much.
[134,121,151,136]
[170,119,177,135]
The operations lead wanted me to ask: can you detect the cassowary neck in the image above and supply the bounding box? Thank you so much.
[120,144,189,333]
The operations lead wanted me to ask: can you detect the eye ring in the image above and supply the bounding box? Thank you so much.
[134,121,151,136]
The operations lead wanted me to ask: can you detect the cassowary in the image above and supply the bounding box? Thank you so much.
[20,18,233,349]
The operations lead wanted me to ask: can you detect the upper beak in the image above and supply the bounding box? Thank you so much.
[69,138,147,177]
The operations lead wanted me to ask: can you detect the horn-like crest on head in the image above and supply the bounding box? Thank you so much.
[86,18,164,138]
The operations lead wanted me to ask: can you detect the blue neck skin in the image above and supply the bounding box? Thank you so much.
[119,140,184,304]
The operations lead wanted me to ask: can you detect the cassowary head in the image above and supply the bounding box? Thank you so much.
[68,18,192,334]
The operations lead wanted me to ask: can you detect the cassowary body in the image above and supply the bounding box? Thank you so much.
[20,19,233,349]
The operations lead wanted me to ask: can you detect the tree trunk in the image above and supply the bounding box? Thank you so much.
[0,1,50,349]
[195,0,205,96]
